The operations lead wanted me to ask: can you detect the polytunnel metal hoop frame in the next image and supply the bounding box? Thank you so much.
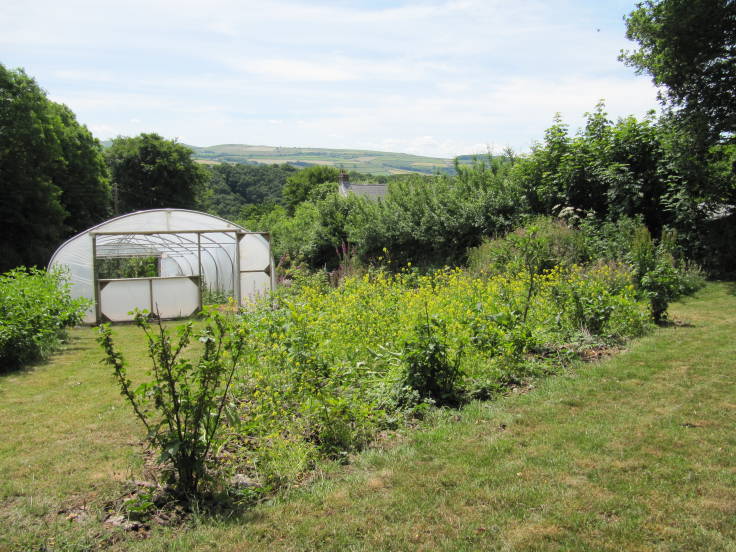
[49,209,275,325]
[89,229,273,324]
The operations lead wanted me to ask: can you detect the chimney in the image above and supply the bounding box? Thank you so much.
[338,170,349,196]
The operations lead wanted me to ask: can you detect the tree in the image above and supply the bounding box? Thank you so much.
[281,165,339,213]
[199,162,297,219]
[350,163,522,267]
[0,64,110,271]
[511,104,676,233]
[50,102,112,235]
[106,133,206,214]
[621,0,736,144]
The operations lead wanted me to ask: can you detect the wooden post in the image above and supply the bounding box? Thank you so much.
[149,278,154,316]
[92,234,101,324]
[197,232,203,312]
[234,231,242,306]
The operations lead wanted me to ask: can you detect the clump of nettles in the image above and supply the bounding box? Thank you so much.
[402,314,463,407]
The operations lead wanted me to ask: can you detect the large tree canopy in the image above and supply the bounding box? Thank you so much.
[106,133,206,214]
[199,162,297,220]
[621,0,736,143]
[0,64,110,271]
[512,104,668,232]
[282,165,340,213]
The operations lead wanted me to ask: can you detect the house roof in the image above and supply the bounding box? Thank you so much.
[343,183,388,199]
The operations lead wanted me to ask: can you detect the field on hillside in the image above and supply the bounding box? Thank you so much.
[187,144,466,175]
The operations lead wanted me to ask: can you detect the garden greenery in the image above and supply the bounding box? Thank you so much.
[98,310,246,497]
[0,268,88,370]
[216,252,654,489]
[97,218,704,501]
[240,102,733,277]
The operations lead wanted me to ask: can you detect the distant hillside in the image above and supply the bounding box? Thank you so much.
[100,141,486,176]
[188,144,463,175]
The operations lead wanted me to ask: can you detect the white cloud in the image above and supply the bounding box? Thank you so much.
[1,0,659,157]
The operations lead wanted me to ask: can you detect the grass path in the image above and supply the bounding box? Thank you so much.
[2,283,736,551]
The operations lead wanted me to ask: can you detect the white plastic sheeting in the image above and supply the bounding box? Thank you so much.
[49,209,274,323]
[152,278,200,319]
[99,279,151,322]
[240,272,272,302]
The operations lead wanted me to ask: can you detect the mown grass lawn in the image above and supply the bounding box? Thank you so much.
[2,283,735,551]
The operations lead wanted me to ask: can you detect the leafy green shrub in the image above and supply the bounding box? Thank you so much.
[0,267,89,370]
[674,261,707,296]
[576,218,705,322]
[252,434,317,488]
[578,215,643,262]
[98,310,247,498]
[467,217,587,276]
[402,314,463,407]
[469,307,537,360]
[569,283,617,335]
[283,311,376,455]
[551,263,649,340]
[348,162,523,268]
[628,226,683,322]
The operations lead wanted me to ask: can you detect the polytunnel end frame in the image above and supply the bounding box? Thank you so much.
[48,209,275,325]
[87,228,272,325]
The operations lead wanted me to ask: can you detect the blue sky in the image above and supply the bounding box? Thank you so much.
[1,0,659,158]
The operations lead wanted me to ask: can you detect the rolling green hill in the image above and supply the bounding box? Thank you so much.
[100,140,485,176]
[187,144,464,175]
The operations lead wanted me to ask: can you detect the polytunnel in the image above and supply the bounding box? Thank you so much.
[49,209,275,324]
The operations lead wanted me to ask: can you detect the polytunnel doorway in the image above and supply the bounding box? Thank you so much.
[49,209,275,324]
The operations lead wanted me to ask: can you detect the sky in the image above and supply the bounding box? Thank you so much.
[1,0,660,158]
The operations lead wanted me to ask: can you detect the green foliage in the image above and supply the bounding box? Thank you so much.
[236,109,726,275]
[97,256,159,279]
[628,226,681,322]
[97,310,246,497]
[216,257,652,487]
[508,103,734,273]
[349,160,523,267]
[257,202,322,265]
[578,218,706,322]
[617,1,736,274]
[501,225,549,324]
[199,163,297,220]
[282,166,340,213]
[402,314,463,406]
[470,217,704,326]
[577,215,645,262]
[0,268,89,370]
[468,217,588,276]
[552,262,648,339]
[48,102,112,235]
[512,104,667,232]
[247,158,523,272]
[0,64,110,271]
[621,0,736,144]
[106,133,206,214]
[656,116,736,274]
